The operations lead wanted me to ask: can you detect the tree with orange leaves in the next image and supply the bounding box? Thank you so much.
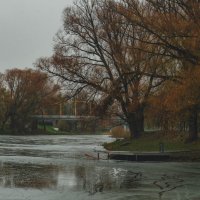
[36,0,176,139]
[116,0,200,141]
[1,68,59,133]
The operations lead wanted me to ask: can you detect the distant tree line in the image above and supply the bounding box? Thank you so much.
[0,68,59,133]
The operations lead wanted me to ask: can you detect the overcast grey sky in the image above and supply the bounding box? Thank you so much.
[0,0,73,72]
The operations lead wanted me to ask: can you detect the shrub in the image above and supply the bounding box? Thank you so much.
[109,126,130,139]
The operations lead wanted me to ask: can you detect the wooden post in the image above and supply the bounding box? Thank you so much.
[107,152,110,160]
[159,142,164,153]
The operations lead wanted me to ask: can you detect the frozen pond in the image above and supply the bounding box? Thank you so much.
[0,135,199,200]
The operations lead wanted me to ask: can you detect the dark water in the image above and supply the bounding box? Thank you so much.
[0,135,199,200]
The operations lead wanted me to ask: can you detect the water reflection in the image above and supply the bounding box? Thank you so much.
[0,135,199,200]
[0,160,198,200]
[0,162,59,189]
[69,164,144,195]
[0,161,144,194]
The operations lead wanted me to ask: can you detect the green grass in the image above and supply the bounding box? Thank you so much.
[38,124,58,134]
[37,124,81,135]
[104,131,200,152]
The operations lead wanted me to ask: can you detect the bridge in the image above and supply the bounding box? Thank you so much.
[32,115,98,121]
[32,114,126,130]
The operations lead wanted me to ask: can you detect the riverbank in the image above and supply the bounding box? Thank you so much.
[106,150,200,162]
[104,131,200,161]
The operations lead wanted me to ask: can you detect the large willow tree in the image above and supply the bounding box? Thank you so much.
[36,0,176,139]
[118,0,200,141]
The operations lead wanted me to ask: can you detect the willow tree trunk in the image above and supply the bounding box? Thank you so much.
[127,106,144,139]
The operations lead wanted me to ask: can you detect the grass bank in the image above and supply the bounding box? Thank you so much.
[104,131,200,151]
[104,131,200,161]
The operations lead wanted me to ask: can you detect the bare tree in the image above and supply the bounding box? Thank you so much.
[36,0,176,138]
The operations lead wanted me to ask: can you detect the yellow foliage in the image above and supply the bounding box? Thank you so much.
[109,126,130,139]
